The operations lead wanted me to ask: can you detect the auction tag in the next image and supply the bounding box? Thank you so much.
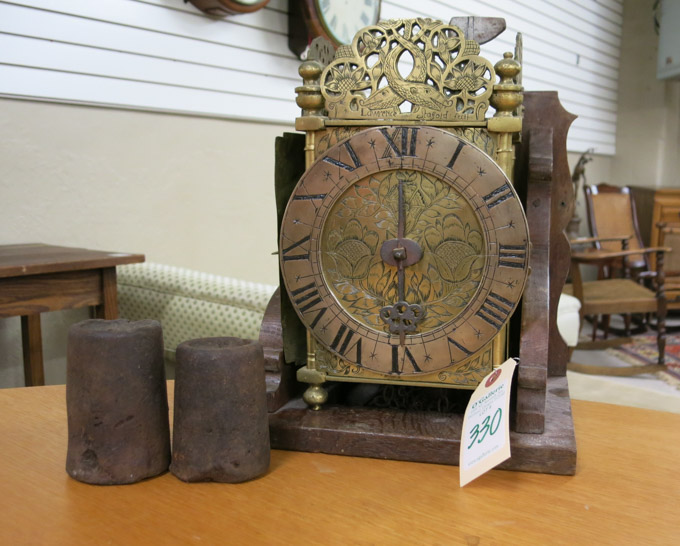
[459,358,517,487]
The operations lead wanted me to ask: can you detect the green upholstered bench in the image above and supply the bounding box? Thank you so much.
[117,263,277,363]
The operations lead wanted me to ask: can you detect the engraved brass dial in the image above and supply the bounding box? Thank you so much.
[280,126,529,376]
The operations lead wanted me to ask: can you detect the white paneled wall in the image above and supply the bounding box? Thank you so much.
[0,0,622,153]
[0,0,300,121]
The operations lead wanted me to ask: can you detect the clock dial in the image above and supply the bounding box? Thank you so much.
[280,126,529,376]
[316,0,381,45]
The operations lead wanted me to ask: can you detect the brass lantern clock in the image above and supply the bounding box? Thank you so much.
[279,19,529,409]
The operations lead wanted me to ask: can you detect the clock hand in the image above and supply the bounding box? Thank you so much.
[379,176,424,345]
[396,177,406,316]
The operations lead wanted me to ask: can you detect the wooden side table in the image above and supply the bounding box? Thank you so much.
[0,244,145,386]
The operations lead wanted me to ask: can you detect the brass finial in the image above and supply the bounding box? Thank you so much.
[295,59,326,117]
[490,52,523,117]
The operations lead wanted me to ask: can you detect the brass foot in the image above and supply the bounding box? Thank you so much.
[297,366,328,410]
[302,383,328,410]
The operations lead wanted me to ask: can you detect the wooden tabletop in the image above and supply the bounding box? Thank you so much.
[0,384,678,544]
[0,243,144,278]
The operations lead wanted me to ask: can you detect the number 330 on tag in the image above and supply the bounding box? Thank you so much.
[459,358,518,487]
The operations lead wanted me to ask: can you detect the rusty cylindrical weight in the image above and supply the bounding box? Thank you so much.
[170,337,270,483]
[66,319,171,485]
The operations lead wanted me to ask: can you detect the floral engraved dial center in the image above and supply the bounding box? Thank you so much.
[321,168,485,335]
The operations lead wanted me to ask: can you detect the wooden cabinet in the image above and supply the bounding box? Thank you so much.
[631,187,680,309]
[630,187,680,245]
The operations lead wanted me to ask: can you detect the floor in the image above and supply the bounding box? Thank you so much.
[567,317,680,414]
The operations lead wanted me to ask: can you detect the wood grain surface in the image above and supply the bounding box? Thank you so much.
[0,383,677,544]
[0,270,103,317]
[0,243,144,278]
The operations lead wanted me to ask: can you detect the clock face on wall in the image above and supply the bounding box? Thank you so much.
[316,0,381,45]
[288,0,381,58]
[280,126,529,376]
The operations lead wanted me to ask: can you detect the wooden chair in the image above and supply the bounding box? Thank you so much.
[563,241,669,375]
[583,184,657,337]
[568,235,630,341]
[584,183,649,277]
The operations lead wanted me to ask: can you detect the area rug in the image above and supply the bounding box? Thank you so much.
[606,334,680,389]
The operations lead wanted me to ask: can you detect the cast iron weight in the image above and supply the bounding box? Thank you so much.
[170,337,270,483]
[66,319,171,485]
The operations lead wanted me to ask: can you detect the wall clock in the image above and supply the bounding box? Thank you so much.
[279,18,529,408]
[186,0,270,16]
[288,0,381,58]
